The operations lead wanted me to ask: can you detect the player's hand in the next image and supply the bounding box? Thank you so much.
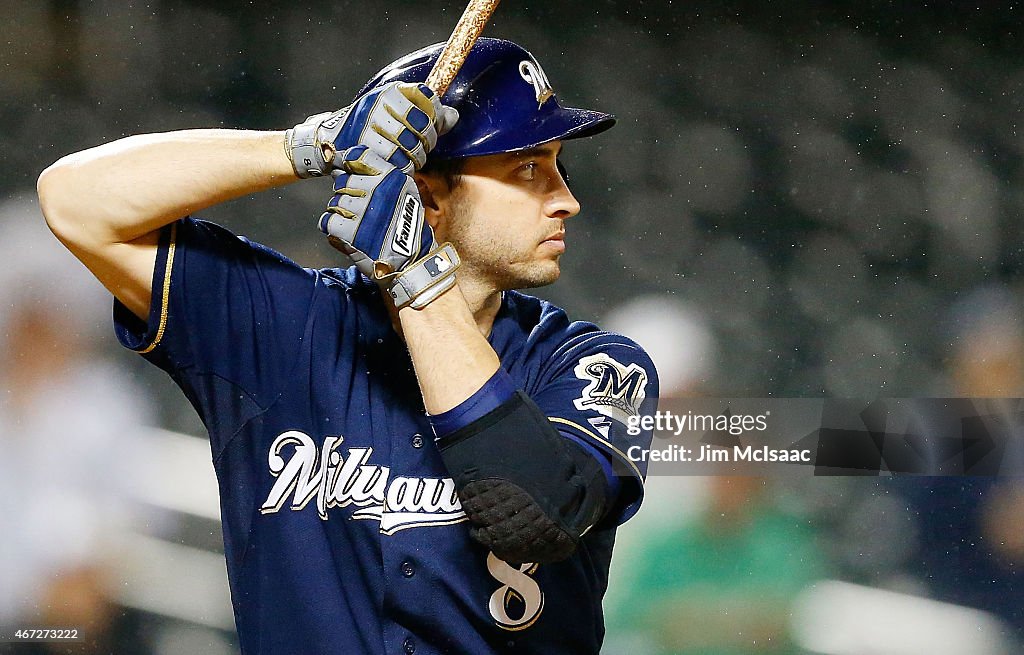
[319,145,430,275]
[287,82,459,178]
[318,145,459,309]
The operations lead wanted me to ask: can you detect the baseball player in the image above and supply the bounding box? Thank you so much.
[39,38,658,654]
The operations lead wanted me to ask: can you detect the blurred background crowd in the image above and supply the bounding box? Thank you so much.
[2,1,1023,653]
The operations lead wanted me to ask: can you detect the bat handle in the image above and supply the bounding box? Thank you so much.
[424,0,501,96]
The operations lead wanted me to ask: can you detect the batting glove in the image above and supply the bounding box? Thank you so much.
[286,82,459,178]
[319,145,460,309]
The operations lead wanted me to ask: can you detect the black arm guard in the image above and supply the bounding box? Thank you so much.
[437,391,609,564]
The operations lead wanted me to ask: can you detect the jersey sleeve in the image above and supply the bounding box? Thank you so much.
[530,331,659,526]
[113,218,318,455]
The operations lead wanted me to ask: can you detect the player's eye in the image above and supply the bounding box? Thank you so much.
[516,162,537,181]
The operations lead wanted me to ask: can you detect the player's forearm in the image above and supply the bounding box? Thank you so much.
[38,129,297,246]
[409,286,611,565]
[398,284,500,415]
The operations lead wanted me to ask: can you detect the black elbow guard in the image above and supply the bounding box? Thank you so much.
[437,391,609,564]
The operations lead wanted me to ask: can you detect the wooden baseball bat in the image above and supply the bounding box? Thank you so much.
[424,0,502,96]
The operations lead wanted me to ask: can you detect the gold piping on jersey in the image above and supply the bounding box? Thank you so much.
[547,416,643,480]
[138,222,177,354]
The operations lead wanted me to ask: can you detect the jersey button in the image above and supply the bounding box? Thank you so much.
[411,434,424,449]
[401,561,415,578]
[403,637,416,654]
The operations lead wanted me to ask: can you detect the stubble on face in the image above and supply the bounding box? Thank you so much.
[442,190,562,292]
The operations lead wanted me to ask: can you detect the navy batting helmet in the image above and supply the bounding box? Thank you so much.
[356,38,615,160]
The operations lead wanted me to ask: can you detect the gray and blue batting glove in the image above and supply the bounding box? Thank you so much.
[318,145,459,309]
[287,82,459,178]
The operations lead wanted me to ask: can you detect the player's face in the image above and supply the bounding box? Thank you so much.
[438,141,581,291]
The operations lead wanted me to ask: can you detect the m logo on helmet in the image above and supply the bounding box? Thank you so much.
[519,60,554,107]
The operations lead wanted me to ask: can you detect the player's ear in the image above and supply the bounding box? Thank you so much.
[414,171,447,232]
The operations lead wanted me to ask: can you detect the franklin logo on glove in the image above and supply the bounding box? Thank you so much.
[391,194,420,258]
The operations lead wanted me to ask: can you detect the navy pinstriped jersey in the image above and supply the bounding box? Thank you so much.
[114,218,659,655]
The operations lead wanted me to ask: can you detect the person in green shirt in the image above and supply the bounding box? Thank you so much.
[606,476,828,655]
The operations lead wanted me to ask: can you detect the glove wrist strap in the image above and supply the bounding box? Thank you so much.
[286,123,329,179]
[387,244,461,309]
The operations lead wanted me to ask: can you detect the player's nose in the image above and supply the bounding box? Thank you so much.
[546,175,581,220]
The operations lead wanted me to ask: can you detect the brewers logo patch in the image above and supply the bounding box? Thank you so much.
[573,353,648,425]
